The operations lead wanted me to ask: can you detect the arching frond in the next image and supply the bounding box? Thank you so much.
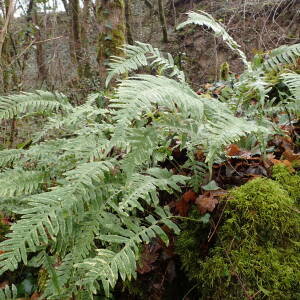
[177,11,250,69]
[262,43,300,72]
[0,149,24,167]
[111,75,203,123]
[106,42,185,86]
[0,90,72,120]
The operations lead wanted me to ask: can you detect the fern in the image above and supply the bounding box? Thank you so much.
[75,207,179,297]
[261,43,300,72]
[0,284,17,300]
[0,90,72,120]
[0,9,298,300]
[106,42,185,86]
[177,10,250,69]
[0,169,46,197]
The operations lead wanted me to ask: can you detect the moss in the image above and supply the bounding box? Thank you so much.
[176,178,300,299]
[219,62,230,81]
[272,164,300,203]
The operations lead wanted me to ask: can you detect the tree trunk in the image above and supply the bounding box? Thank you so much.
[70,0,81,62]
[157,0,168,43]
[32,4,48,84]
[80,0,91,78]
[124,0,133,45]
[96,0,126,80]
[0,0,16,92]
[61,0,70,15]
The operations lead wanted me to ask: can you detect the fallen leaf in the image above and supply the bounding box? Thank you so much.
[283,149,300,162]
[196,193,219,214]
[175,190,197,216]
[226,144,241,156]
[182,190,197,202]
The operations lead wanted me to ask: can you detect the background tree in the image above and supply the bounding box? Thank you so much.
[96,0,126,80]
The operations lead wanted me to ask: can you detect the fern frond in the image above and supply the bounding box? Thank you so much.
[177,11,250,69]
[261,43,300,71]
[0,169,46,197]
[281,72,300,103]
[75,207,179,297]
[0,149,24,167]
[0,90,72,120]
[64,160,116,187]
[0,187,73,274]
[0,284,17,300]
[205,114,270,166]
[111,75,203,123]
[106,42,185,86]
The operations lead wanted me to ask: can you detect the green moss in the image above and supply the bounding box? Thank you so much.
[219,62,230,81]
[272,164,300,203]
[176,178,300,299]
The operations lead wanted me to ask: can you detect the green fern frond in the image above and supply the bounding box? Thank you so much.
[262,43,300,71]
[0,169,46,197]
[111,75,203,123]
[0,149,24,167]
[0,284,17,300]
[64,160,116,187]
[0,90,72,120]
[75,207,179,297]
[119,168,188,212]
[0,187,73,274]
[281,72,300,102]
[177,11,250,69]
[106,42,185,86]
[205,115,270,166]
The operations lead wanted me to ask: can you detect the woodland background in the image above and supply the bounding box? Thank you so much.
[1,0,300,95]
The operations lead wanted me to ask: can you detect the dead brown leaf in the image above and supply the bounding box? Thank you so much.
[196,193,219,214]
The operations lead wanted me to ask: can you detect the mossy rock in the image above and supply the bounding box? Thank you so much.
[176,177,300,299]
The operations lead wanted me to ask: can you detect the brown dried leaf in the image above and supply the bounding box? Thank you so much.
[283,149,300,162]
[175,190,197,216]
[196,193,218,214]
[226,144,241,156]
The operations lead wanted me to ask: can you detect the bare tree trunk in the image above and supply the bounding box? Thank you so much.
[80,0,91,77]
[0,0,16,92]
[61,0,70,15]
[32,4,48,84]
[124,0,133,44]
[70,0,81,62]
[96,0,126,80]
[157,0,168,43]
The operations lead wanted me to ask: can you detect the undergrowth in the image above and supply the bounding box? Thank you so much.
[0,10,299,299]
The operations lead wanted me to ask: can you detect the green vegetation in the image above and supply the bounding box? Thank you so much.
[0,10,300,299]
[176,176,300,299]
